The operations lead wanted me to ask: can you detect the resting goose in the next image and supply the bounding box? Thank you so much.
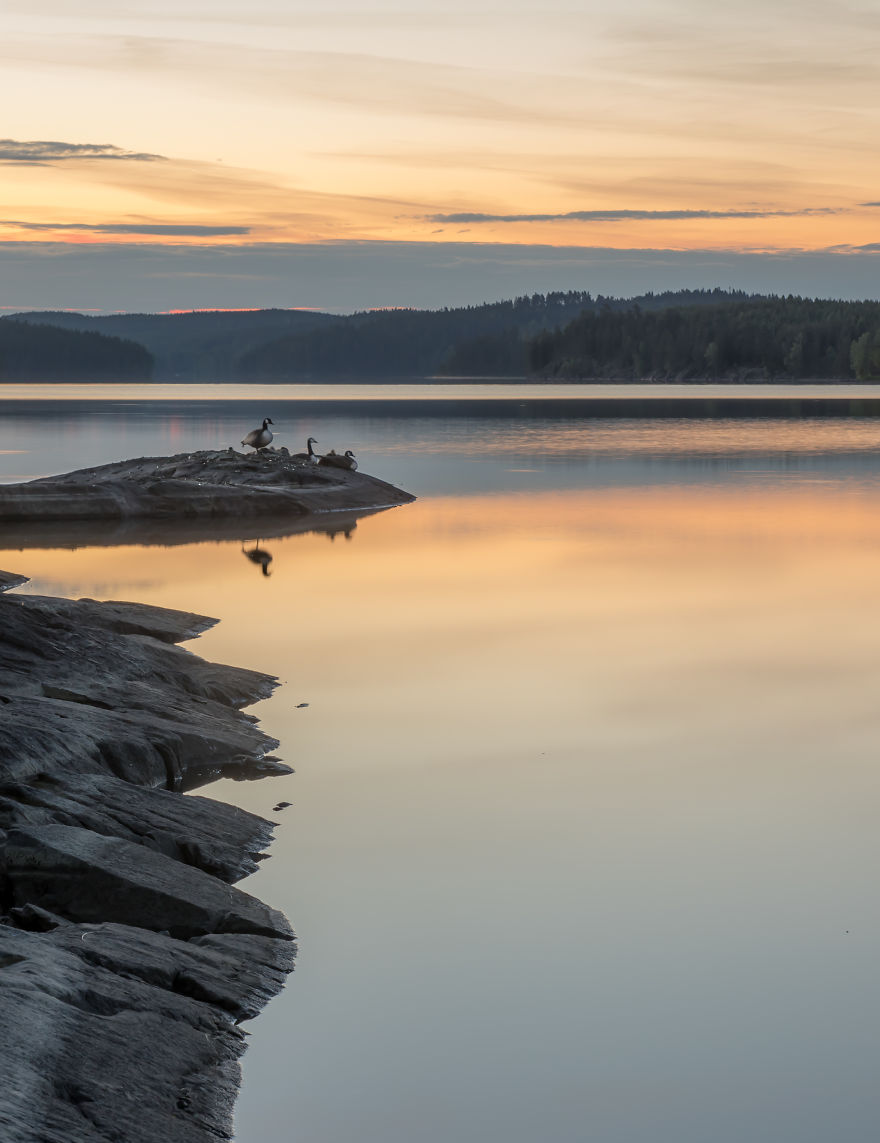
[318,449,357,471]
[241,418,274,452]
[292,437,320,463]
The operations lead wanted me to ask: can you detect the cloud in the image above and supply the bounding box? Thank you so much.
[0,138,442,243]
[0,0,489,30]
[0,139,164,164]
[426,208,842,224]
[825,242,880,253]
[0,34,603,129]
[599,2,880,88]
[1,220,249,236]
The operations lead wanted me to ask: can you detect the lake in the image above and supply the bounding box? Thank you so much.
[3,384,880,1143]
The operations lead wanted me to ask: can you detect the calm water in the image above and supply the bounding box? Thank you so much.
[3,386,880,1143]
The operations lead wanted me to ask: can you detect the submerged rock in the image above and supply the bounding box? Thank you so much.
[0,575,296,1142]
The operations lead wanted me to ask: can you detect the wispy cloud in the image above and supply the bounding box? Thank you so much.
[2,220,249,236]
[0,35,604,129]
[824,242,880,253]
[599,2,880,89]
[0,139,164,164]
[0,0,488,30]
[0,135,440,243]
[426,208,843,224]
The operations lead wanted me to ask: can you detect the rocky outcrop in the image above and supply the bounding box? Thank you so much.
[0,447,415,525]
[0,574,296,1143]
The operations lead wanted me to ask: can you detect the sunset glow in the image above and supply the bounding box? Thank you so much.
[2,0,879,307]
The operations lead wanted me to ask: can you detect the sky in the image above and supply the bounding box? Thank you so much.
[2,0,879,311]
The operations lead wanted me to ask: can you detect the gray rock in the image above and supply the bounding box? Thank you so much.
[0,574,297,1142]
[5,824,293,940]
[0,772,274,882]
[0,923,288,1143]
[0,591,280,787]
[0,569,28,592]
[0,447,415,525]
[51,923,296,1022]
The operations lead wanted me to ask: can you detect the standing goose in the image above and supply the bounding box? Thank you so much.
[318,449,357,471]
[241,418,274,452]
[292,437,320,463]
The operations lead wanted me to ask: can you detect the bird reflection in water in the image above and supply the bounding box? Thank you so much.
[241,540,273,577]
[241,520,358,573]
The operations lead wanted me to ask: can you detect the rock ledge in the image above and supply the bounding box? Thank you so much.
[0,573,296,1143]
[0,446,415,523]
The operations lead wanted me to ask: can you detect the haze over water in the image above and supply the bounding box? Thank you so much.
[3,387,880,1143]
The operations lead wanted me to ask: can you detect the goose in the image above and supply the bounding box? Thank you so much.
[292,437,320,463]
[241,418,274,452]
[318,449,357,471]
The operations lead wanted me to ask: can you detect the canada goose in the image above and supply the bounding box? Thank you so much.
[242,541,273,577]
[241,418,274,452]
[292,437,320,462]
[318,449,357,471]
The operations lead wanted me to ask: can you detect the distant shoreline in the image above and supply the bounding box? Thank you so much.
[0,375,876,387]
[5,376,876,388]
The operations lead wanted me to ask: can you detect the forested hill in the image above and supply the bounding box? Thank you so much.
[8,290,749,381]
[7,308,338,381]
[237,289,760,379]
[7,290,880,381]
[529,296,880,381]
[0,319,153,381]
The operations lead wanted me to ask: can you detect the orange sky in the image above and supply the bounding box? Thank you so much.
[1,0,879,306]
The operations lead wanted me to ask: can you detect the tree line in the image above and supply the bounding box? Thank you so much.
[238,292,601,379]
[6,291,880,381]
[237,290,832,384]
[0,319,153,381]
[529,296,880,381]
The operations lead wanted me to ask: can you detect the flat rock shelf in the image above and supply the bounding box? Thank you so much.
[0,446,416,523]
[0,572,296,1143]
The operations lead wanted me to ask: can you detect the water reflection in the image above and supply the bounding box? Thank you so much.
[242,541,273,577]
[0,506,382,552]
[324,523,356,542]
[5,399,880,497]
[5,405,880,1143]
[7,381,880,402]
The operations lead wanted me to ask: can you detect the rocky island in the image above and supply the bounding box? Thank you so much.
[0,446,415,527]
[0,452,415,1141]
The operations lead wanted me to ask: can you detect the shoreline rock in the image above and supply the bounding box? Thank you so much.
[0,573,296,1142]
[0,446,415,525]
